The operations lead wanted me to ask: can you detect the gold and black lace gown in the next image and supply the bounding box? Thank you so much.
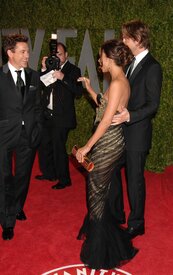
[78,94,138,270]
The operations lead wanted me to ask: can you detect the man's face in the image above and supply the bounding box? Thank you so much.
[8,42,29,69]
[56,45,68,66]
[122,33,140,56]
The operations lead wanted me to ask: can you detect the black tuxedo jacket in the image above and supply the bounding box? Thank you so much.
[41,60,83,129]
[0,64,42,148]
[124,52,162,151]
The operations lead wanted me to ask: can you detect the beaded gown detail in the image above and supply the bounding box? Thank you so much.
[78,94,138,270]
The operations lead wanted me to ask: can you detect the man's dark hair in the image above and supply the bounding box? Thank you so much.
[57,42,67,53]
[122,20,150,49]
[3,34,28,55]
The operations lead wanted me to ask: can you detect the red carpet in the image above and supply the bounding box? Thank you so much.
[1,155,173,275]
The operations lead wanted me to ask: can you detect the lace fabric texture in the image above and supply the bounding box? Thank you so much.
[78,93,138,269]
[95,93,106,124]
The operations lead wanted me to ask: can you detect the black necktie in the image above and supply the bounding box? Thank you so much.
[126,58,135,79]
[15,70,25,100]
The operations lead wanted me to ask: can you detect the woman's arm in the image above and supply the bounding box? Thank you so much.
[78,77,98,105]
[76,81,123,163]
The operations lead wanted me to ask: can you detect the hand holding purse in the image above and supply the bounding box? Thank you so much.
[72,145,94,172]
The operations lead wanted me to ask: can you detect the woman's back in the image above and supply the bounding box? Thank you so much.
[106,75,130,112]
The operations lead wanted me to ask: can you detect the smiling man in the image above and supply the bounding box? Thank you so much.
[0,34,42,240]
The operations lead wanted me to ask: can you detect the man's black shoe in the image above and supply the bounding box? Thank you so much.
[2,227,14,240]
[52,182,72,190]
[16,210,27,221]
[126,225,145,239]
[35,174,56,181]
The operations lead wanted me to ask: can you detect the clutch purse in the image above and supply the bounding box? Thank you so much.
[71,145,94,172]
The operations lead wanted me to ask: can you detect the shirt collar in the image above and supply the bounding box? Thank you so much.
[8,62,24,73]
[60,59,68,70]
[135,49,149,64]
[8,62,25,83]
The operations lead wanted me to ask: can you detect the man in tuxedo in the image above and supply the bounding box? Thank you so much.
[0,34,42,240]
[35,42,83,189]
[110,20,162,238]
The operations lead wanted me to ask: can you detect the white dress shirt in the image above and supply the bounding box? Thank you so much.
[8,62,26,125]
[47,60,67,110]
[132,49,149,74]
[8,62,26,84]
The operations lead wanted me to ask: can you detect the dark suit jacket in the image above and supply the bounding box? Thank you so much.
[124,52,162,151]
[41,60,83,129]
[0,64,42,148]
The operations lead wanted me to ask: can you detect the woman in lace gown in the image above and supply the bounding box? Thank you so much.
[76,39,138,270]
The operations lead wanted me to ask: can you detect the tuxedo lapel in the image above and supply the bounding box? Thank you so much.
[61,60,70,74]
[23,68,32,104]
[3,64,23,102]
[129,52,151,83]
[129,63,142,82]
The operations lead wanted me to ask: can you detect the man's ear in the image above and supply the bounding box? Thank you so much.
[135,35,141,47]
[7,49,13,59]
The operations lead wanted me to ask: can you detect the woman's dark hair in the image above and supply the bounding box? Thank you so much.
[121,20,150,49]
[101,39,133,68]
[3,34,28,55]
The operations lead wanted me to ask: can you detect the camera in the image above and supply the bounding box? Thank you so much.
[45,34,60,71]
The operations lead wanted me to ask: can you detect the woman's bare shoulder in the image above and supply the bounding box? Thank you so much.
[109,77,129,93]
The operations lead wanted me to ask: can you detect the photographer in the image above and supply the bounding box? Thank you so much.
[36,41,83,189]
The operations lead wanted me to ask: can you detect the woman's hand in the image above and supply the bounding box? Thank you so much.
[78,76,98,104]
[77,77,91,91]
[76,145,91,163]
